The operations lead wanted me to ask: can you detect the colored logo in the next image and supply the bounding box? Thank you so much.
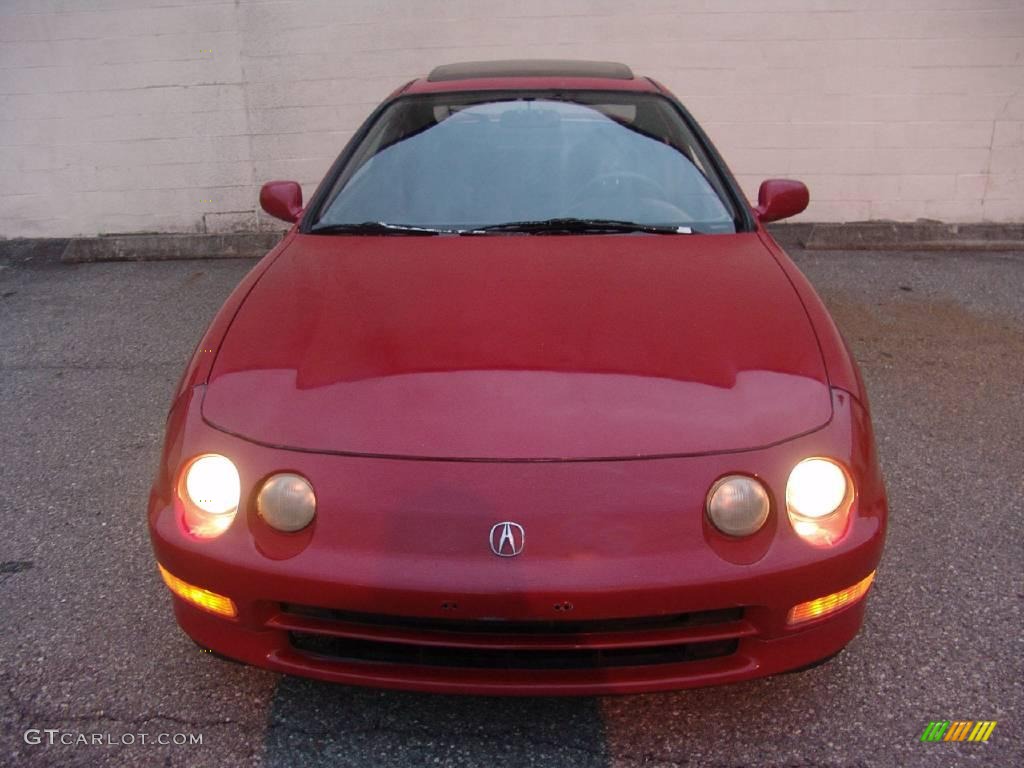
[920,721,997,742]
[489,522,525,557]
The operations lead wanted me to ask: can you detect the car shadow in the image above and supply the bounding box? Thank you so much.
[259,646,856,767]
[262,676,612,767]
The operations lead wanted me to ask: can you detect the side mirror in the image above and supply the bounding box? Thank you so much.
[259,181,303,223]
[754,179,809,223]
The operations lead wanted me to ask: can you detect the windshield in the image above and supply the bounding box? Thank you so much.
[312,92,740,234]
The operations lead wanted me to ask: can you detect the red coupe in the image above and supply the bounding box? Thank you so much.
[149,60,887,695]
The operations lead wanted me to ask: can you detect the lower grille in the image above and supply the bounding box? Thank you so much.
[281,604,744,634]
[289,632,739,670]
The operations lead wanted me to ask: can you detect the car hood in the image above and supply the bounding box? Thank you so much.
[203,233,832,460]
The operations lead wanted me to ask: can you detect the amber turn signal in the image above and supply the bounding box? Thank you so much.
[158,564,237,618]
[787,571,875,626]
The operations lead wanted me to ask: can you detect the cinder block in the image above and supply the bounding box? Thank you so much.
[899,175,957,201]
[922,199,986,222]
[805,200,873,223]
[984,173,1023,199]
[982,198,1024,222]
[868,200,928,221]
[992,121,1023,147]
[954,174,989,200]
[204,211,259,234]
[990,146,1024,173]
[874,121,994,149]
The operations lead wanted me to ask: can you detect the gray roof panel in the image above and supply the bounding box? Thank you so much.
[427,60,634,82]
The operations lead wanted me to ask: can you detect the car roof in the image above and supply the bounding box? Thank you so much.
[428,60,634,81]
[402,59,663,95]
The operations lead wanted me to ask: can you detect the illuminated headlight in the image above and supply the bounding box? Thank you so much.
[786,458,849,518]
[706,475,770,536]
[179,454,240,538]
[257,473,317,532]
[786,457,853,546]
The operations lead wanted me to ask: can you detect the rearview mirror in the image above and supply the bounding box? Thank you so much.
[259,181,303,223]
[754,179,809,223]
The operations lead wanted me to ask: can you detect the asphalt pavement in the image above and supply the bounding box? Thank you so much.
[0,245,1021,767]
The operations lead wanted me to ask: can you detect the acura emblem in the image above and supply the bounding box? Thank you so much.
[489,521,525,557]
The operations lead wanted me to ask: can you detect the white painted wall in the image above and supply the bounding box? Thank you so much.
[1,0,1022,237]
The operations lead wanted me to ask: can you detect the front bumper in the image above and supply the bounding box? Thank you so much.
[168,591,869,695]
[149,386,886,695]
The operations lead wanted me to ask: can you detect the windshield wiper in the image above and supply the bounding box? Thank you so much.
[309,221,452,235]
[311,218,700,236]
[467,218,697,235]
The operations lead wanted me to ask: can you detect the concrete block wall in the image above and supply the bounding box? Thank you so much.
[1,0,1021,238]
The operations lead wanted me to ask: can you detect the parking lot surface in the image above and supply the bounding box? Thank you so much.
[1,245,1021,767]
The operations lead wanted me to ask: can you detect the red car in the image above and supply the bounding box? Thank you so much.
[149,60,887,695]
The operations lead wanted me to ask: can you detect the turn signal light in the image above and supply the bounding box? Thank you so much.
[787,571,875,626]
[158,564,237,618]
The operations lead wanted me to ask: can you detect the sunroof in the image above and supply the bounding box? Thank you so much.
[427,59,634,82]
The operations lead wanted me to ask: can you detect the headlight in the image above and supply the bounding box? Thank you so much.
[786,458,848,518]
[706,475,770,536]
[180,454,240,538]
[257,473,316,532]
[786,457,853,546]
